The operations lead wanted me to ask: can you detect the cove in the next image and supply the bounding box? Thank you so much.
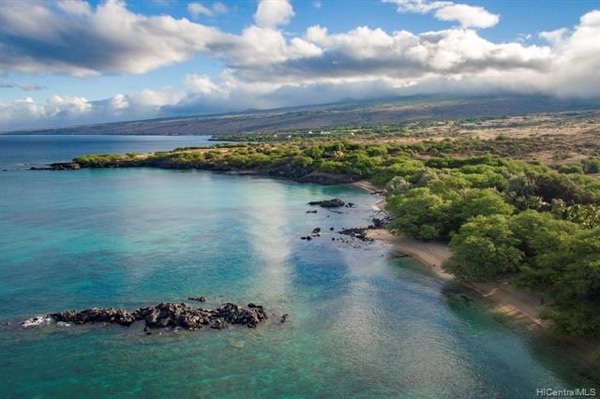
[0,137,597,398]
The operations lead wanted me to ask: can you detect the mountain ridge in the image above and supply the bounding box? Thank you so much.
[3,95,600,136]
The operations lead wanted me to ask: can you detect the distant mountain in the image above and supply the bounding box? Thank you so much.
[3,95,600,136]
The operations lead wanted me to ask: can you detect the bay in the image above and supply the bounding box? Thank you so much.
[0,136,596,398]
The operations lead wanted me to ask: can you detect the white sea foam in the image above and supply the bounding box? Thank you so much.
[20,315,52,328]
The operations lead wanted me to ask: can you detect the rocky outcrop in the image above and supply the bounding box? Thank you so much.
[31,162,81,171]
[372,217,386,228]
[308,198,345,208]
[51,307,136,326]
[51,162,81,170]
[48,301,269,331]
[338,227,374,242]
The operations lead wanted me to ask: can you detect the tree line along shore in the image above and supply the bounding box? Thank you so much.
[43,130,600,345]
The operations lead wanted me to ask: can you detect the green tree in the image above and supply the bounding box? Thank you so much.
[388,188,445,240]
[537,228,600,337]
[447,189,514,235]
[445,215,523,281]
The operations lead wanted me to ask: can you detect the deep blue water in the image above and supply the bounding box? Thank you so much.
[0,135,218,170]
[0,136,597,398]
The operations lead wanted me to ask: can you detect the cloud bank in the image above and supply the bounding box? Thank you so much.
[0,0,598,130]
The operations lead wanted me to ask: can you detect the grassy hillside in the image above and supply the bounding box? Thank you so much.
[5,95,600,136]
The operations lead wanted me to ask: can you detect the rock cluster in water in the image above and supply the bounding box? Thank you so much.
[31,162,81,171]
[48,302,268,331]
[301,195,390,245]
[308,198,345,208]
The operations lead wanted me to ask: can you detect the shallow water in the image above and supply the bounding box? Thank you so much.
[0,136,597,398]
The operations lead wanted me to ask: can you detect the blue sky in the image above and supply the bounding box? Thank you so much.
[0,0,598,130]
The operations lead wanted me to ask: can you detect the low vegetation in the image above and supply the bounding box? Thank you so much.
[72,120,600,338]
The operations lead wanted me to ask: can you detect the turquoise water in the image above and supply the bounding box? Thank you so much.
[0,135,219,170]
[0,136,597,398]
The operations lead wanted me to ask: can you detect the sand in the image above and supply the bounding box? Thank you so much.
[353,180,549,328]
[365,228,549,328]
[351,180,381,193]
[366,229,454,280]
[353,180,600,373]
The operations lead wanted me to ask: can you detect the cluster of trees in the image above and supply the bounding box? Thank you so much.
[381,155,599,337]
[445,212,600,337]
[72,138,599,337]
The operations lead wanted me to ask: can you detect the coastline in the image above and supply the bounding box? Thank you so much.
[364,229,549,327]
[352,180,600,376]
[352,180,547,328]
[365,228,454,280]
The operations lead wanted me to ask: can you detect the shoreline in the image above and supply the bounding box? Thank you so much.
[351,180,381,193]
[352,180,599,376]
[365,226,600,377]
[352,180,548,328]
[364,228,548,327]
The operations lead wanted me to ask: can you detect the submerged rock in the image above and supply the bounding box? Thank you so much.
[31,162,81,171]
[308,198,345,208]
[188,296,206,302]
[338,227,374,243]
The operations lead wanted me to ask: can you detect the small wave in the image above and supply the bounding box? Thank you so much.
[20,315,52,328]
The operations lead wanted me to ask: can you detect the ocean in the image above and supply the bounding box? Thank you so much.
[0,135,596,398]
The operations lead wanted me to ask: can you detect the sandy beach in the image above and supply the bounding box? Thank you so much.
[351,180,382,193]
[365,229,454,280]
[352,180,549,329]
[366,228,550,329]
[352,180,600,376]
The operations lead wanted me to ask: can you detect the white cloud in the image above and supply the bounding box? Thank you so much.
[384,0,500,29]
[539,28,569,46]
[254,0,295,28]
[212,2,228,14]
[383,0,449,13]
[0,1,598,130]
[129,89,184,109]
[434,4,499,28]
[16,83,47,91]
[109,93,129,110]
[46,94,91,116]
[188,3,214,18]
[188,2,228,18]
[185,74,222,95]
[0,82,47,91]
[0,95,92,129]
[516,33,532,43]
[0,0,225,76]
[57,0,92,16]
